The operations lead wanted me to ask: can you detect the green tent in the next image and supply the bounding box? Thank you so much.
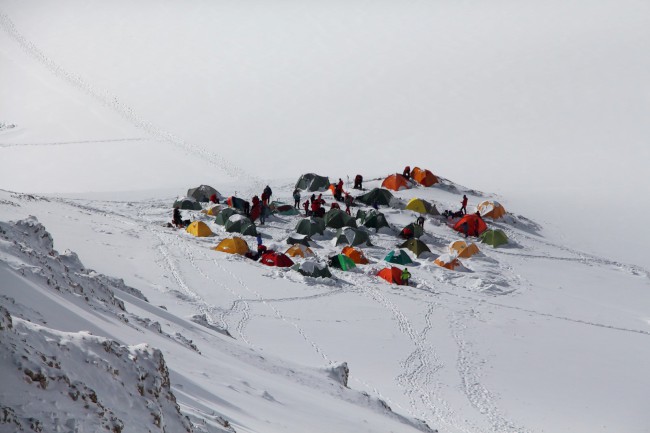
[215,208,238,225]
[295,218,326,236]
[359,209,389,231]
[324,208,357,229]
[384,249,414,265]
[292,261,332,278]
[356,188,394,206]
[295,173,331,192]
[173,197,202,210]
[187,185,222,202]
[399,238,431,257]
[328,254,356,271]
[480,229,508,247]
[225,215,257,236]
[400,223,424,239]
[334,227,372,247]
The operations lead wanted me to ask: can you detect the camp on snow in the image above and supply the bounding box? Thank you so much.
[295,173,331,192]
[449,240,480,258]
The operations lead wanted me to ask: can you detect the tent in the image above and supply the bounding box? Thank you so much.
[187,185,222,202]
[448,240,479,258]
[453,214,488,237]
[186,221,213,237]
[405,198,440,215]
[215,208,238,225]
[324,208,357,229]
[377,267,405,285]
[334,227,372,247]
[201,205,221,216]
[477,201,507,219]
[359,209,389,231]
[270,201,300,216]
[480,229,508,247]
[292,261,332,278]
[173,197,202,210]
[341,246,369,264]
[384,249,413,265]
[214,237,249,255]
[286,234,311,246]
[260,251,294,268]
[295,218,325,236]
[434,254,461,270]
[400,238,431,257]
[328,254,356,271]
[381,174,410,191]
[411,167,438,187]
[295,173,331,192]
[399,223,424,239]
[226,196,248,212]
[356,188,394,207]
[285,244,315,258]
[224,214,257,236]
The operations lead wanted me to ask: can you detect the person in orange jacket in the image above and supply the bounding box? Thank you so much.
[460,194,468,215]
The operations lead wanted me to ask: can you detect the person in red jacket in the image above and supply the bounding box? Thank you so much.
[335,178,344,201]
[303,199,310,216]
[460,194,468,215]
[209,193,219,204]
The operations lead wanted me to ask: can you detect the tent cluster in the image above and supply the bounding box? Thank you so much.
[174,171,511,285]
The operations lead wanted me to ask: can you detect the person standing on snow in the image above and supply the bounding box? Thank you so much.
[263,185,272,204]
[335,178,344,201]
[344,193,353,215]
[293,189,301,209]
[460,194,468,215]
[403,166,411,180]
[353,174,363,190]
[401,268,411,286]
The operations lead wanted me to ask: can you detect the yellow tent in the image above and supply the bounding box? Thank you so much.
[186,221,213,237]
[214,237,249,255]
[434,254,461,270]
[449,240,479,259]
[405,198,439,215]
[477,200,506,219]
[285,244,315,258]
[201,205,221,216]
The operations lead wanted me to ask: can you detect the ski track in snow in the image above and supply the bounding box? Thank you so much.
[0,11,263,189]
[0,138,149,148]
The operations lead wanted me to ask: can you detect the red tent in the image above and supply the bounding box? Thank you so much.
[453,214,488,237]
[260,251,294,268]
[377,267,405,285]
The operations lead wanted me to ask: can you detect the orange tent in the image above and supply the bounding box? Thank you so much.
[381,174,410,191]
[434,254,461,270]
[285,244,315,258]
[377,267,405,285]
[453,214,488,237]
[411,167,438,187]
[342,246,369,264]
[449,240,480,258]
[477,200,506,219]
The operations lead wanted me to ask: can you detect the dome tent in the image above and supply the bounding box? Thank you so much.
[225,214,257,236]
[295,218,326,236]
[295,173,331,192]
[187,185,222,202]
[334,227,372,247]
[341,246,369,264]
[214,237,249,255]
[173,197,202,210]
[377,267,406,285]
[358,209,389,231]
[477,201,507,219]
[285,244,315,258]
[405,198,439,215]
[384,249,413,265]
[480,229,508,247]
[356,188,394,207]
[453,214,488,237]
[328,254,356,271]
[215,208,238,225]
[292,260,332,278]
[411,167,438,187]
[186,221,213,237]
[399,238,431,257]
[381,174,410,191]
[324,208,357,229]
